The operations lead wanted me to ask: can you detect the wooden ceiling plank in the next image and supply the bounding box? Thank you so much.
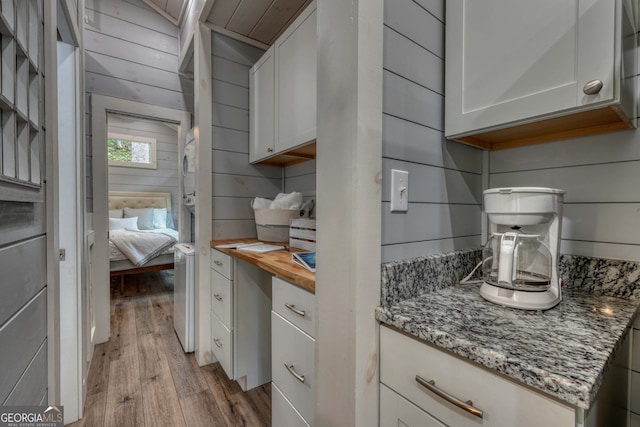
[248,0,309,44]
[142,0,179,25]
[226,0,274,36]
[208,0,243,27]
[165,0,184,21]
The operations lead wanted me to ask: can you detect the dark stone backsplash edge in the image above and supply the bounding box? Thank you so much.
[381,251,640,307]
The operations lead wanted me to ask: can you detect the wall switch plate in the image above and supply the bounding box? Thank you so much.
[390,169,409,212]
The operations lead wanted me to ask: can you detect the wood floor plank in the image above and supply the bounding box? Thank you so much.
[76,271,271,427]
[86,342,110,396]
[161,328,209,399]
[107,298,137,361]
[179,390,227,427]
[104,356,145,427]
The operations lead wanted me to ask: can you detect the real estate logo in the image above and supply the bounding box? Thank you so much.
[0,406,63,427]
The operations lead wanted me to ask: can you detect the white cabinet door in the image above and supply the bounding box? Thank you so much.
[249,46,276,163]
[275,5,317,152]
[445,0,616,138]
[380,326,575,427]
[380,384,446,427]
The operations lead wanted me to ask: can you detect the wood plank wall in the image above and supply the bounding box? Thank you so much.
[107,114,179,226]
[0,0,49,406]
[0,202,48,405]
[210,33,283,239]
[381,0,483,262]
[284,159,315,206]
[84,0,194,213]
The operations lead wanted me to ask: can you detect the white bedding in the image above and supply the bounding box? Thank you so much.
[109,228,179,265]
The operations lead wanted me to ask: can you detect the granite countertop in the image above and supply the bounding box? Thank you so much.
[375,283,640,409]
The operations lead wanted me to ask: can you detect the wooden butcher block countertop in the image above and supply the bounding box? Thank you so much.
[210,238,315,293]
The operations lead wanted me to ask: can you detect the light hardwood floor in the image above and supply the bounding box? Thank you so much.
[70,271,271,427]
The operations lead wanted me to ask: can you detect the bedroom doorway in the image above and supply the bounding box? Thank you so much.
[91,95,191,345]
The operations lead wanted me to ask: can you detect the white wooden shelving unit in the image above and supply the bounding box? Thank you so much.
[0,0,44,202]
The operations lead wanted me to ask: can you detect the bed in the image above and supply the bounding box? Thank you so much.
[108,191,178,291]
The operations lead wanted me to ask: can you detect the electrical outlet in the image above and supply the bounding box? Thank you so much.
[390,169,409,212]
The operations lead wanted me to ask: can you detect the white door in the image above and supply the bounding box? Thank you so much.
[445,0,615,137]
[249,47,275,163]
[57,38,84,422]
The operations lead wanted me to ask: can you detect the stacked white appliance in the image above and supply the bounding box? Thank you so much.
[174,243,195,352]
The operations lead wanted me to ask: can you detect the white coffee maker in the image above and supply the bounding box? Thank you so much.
[480,187,565,310]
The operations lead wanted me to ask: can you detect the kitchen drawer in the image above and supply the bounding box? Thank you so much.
[272,276,315,338]
[211,249,232,279]
[272,311,315,424]
[380,326,574,427]
[272,382,310,427]
[211,313,233,380]
[380,383,446,427]
[211,269,232,330]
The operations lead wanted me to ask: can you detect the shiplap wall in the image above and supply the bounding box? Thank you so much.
[0,203,48,406]
[381,0,483,263]
[107,114,179,226]
[284,159,316,203]
[210,33,283,239]
[0,0,49,406]
[84,0,194,213]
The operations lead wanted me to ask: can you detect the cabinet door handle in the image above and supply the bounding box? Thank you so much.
[284,363,305,383]
[213,293,223,301]
[214,260,223,266]
[267,147,274,153]
[214,338,223,348]
[583,79,603,95]
[415,375,483,419]
[284,303,306,317]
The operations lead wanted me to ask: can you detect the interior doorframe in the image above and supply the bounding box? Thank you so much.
[91,95,191,344]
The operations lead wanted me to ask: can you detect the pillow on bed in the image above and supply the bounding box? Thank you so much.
[109,216,139,231]
[123,207,155,230]
[109,209,123,218]
[152,208,168,229]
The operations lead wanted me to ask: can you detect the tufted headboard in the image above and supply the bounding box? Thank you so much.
[108,191,172,212]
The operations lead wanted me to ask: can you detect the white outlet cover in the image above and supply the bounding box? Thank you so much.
[390,169,409,212]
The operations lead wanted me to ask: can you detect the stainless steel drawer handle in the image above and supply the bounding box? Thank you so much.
[284,303,306,317]
[214,260,223,266]
[214,338,223,348]
[415,375,483,419]
[213,293,223,301]
[284,363,305,383]
[583,79,603,95]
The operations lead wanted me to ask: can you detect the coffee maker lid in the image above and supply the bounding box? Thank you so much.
[483,187,566,195]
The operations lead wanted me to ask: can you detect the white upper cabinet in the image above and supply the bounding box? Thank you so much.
[249,1,317,165]
[445,0,637,150]
[249,47,275,163]
[275,4,317,154]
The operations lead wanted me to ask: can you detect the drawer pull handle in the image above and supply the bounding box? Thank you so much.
[284,363,305,383]
[214,260,223,266]
[415,375,483,419]
[214,338,223,348]
[583,79,603,95]
[214,293,223,301]
[284,303,306,317]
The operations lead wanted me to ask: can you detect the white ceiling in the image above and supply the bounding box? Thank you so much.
[143,0,187,26]
[206,0,311,45]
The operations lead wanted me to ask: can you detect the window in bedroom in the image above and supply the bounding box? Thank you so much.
[107,133,157,169]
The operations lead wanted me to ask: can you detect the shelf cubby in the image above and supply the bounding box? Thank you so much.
[16,117,28,181]
[1,109,14,178]
[28,70,37,126]
[1,35,14,104]
[27,0,37,70]
[15,52,27,118]
[29,127,39,184]
[14,0,26,53]
[0,0,13,35]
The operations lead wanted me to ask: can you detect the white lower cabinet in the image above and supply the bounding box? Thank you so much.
[210,250,272,391]
[380,384,446,427]
[272,382,310,427]
[271,277,316,426]
[380,325,575,427]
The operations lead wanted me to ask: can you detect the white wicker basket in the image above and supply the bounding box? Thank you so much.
[251,200,313,242]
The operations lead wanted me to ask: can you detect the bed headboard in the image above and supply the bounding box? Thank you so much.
[108,191,172,212]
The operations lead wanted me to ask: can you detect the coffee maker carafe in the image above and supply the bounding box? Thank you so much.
[480,187,565,310]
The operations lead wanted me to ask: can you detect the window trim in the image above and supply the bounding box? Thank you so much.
[107,132,157,169]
